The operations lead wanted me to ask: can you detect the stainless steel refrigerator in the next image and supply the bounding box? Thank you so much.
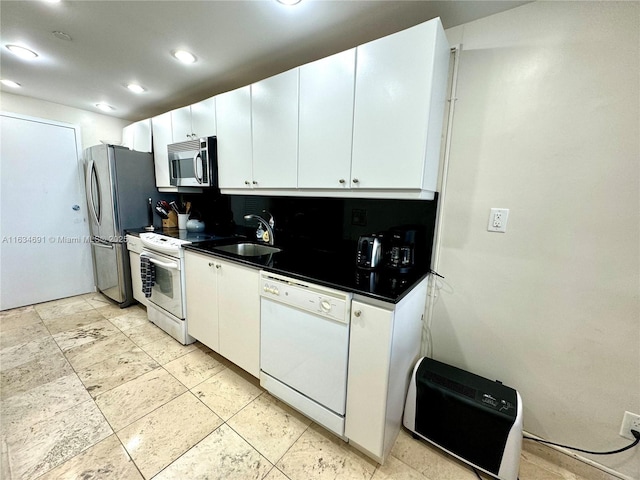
[84,144,157,307]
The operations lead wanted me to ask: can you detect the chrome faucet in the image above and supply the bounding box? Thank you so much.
[244,211,275,245]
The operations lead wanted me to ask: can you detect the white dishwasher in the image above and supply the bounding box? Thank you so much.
[260,272,352,437]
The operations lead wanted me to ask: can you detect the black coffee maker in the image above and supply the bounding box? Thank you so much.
[384,226,422,274]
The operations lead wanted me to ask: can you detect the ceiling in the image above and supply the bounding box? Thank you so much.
[1,0,528,122]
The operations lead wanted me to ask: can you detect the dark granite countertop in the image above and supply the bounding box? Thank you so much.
[126,227,429,303]
[185,240,429,304]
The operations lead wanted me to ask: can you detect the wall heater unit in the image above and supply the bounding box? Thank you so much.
[403,357,522,480]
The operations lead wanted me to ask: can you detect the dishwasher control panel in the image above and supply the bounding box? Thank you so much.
[260,273,352,324]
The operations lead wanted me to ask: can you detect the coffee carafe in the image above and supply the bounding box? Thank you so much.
[385,227,418,273]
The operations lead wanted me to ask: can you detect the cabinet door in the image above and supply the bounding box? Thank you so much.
[132,119,152,153]
[128,250,148,307]
[251,69,299,188]
[184,252,220,351]
[298,49,355,189]
[352,20,447,190]
[122,124,134,150]
[190,97,216,138]
[345,300,394,459]
[217,260,260,377]
[216,86,254,189]
[151,112,173,188]
[171,106,193,141]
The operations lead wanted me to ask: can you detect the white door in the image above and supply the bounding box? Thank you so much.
[0,113,94,310]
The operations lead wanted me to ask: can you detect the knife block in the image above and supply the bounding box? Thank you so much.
[162,211,178,228]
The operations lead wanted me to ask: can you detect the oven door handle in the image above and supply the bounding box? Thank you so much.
[148,258,180,270]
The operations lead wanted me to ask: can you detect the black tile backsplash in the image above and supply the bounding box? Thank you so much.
[224,193,439,270]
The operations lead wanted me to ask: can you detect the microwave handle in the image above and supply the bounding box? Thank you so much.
[193,152,203,184]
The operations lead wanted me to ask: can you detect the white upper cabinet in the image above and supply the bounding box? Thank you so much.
[298,49,356,189]
[152,97,216,191]
[251,68,299,189]
[122,118,151,153]
[151,112,173,189]
[190,97,217,138]
[351,19,450,193]
[216,86,254,189]
[171,97,216,141]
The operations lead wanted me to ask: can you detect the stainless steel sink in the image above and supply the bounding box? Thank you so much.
[213,242,282,257]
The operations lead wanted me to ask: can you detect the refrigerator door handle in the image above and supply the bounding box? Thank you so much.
[85,159,101,225]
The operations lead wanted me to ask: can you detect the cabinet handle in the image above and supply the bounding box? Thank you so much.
[339,179,345,184]
[216,264,221,269]
[208,262,214,267]
[192,133,197,139]
[252,181,258,185]
[354,310,361,317]
[352,178,359,184]
[244,181,251,186]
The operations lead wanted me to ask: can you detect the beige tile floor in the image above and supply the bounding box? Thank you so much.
[1,293,601,480]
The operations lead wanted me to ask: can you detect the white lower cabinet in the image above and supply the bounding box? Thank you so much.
[184,251,260,377]
[126,235,149,308]
[217,258,260,377]
[185,251,220,351]
[345,278,428,463]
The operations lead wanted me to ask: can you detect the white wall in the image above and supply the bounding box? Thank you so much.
[434,2,639,477]
[0,92,129,150]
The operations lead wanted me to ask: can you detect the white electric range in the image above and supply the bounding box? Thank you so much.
[138,231,214,345]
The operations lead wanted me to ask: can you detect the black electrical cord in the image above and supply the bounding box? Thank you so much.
[467,432,640,480]
[524,429,640,455]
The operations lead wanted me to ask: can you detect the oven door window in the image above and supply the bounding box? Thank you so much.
[145,253,183,319]
[154,266,174,297]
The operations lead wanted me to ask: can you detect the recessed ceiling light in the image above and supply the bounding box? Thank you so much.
[172,50,196,64]
[95,103,115,112]
[277,0,302,5]
[126,83,146,94]
[6,44,39,60]
[52,31,72,41]
[1,79,21,88]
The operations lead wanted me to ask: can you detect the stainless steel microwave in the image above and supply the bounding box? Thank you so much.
[167,136,217,187]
